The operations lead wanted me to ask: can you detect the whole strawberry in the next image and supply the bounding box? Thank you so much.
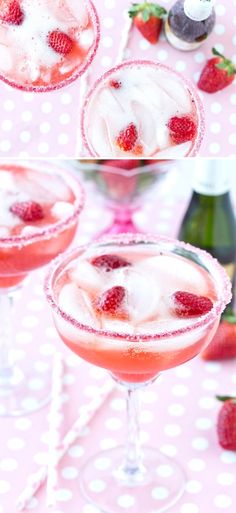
[129,2,167,44]
[217,396,236,451]
[201,317,236,361]
[198,48,236,93]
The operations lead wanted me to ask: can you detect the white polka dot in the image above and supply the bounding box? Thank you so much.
[68,445,84,458]
[21,110,32,122]
[28,378,44,391]
[152,486,169,500]
[38,142,49,154]
[41,102,53,114]
[0,481,10,494]
[100,437,117,450]
[140,410,153,423]
[94,457,111,470]
[0,458,18,471]
[220,451,236,464]
[156,464,174,478]
[210,142,221,154]
[205,362,222,373]
[139,39,150,50]
[172,384,188,396]
[63,373,76,385]
[104,0,115,9]
[4,100,15,111]
[188,458,206,471]
[202,378,219,391]
[1,119,13,131]
[0,139,11,152]
[14,418,32,430]
[101,55,112,67]
[211,102,222,114]
[40,122,51,134]
[34,361,50,372]
[40,343,55,356]
[214,494,232,508]
[199,396,215,409]
[61,467,78,480]
[56,488,73,502]
[23,92,34,102]
[168,403,185,416]
[164,424,182,437]
[230,114,236,125]
[117,494,135,508]
[175,60,186,72]
[102,36,113,48]
[45,326,58,340]
[105,417,122,430]
[110,398,125,411]
[191,437,209,451]
[214,24,225,35]
[34,452,48,465]
[15,331,33,345]
[229,134,236,145]
[89,479,106,493]
[230,94,236,105]
[194,52,205,63]
[142,390,157,404]
[83,505,101,513]
[175,366,192,379]
[7,438,25,450]
[195,417,213,430]
[210,122,221,134]
[217,472,235,486]
[157,50,168,61]
[215,5,226,16]
[58,133,69,145]
[21,397,39,410]
[22,315,38,328]
[181,503,199,513]
[185,480,202,494]
[60,113,70,125]
[20,131,31,143]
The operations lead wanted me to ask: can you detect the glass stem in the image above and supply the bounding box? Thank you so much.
[0,291,14,382]
[124,386,143,476]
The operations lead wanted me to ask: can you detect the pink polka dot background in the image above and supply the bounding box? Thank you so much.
[0,162,236,513]
[0,0,236,158]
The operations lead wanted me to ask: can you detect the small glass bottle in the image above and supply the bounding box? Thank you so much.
[165,0,216,51]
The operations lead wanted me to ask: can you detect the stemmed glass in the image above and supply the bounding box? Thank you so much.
[81,60,205,158]
[76,160,171,235]
[0,161,84,416]
[0,1,100,92]
[45,233,231,513]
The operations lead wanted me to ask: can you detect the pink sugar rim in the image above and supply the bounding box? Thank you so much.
[0,1,100,93]
[80,59,205,158]
[0,161,85,247]
[44,233,231,343]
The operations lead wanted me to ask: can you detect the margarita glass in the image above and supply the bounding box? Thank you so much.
[45,234,231,513]
[81,60,205,158]
[0,161,84,416]
[76,159,171,235]
[0,0,100,92]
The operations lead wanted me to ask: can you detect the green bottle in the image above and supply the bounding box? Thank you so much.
[178,161,236,315]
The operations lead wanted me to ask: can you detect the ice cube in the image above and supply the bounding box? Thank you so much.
[69,260,103,294]
[51,201,74,220]
[0,171,17,191]
[78,28,94,49]
[58,282,99,328]
[102,318,134,335]
[124,268,161,324]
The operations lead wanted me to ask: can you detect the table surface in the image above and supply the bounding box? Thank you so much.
[0,163,236,513]
[0,0,236,158]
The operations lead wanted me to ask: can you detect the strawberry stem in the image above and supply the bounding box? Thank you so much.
[212,47,236,77]
[216,395,236,403]
[128,2,167,20]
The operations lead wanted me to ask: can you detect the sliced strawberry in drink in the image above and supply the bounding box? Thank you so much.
[167,116,197,145]
[96,286,126,315]
[116,123,138,152]
[0,0,24,25]
[110,79,122,89]
[172,291,213,317]
[10,201,44,222]
[91,254,131,272]
[48,30,73,55]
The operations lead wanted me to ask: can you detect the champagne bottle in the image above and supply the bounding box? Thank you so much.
[165,0,216,51]
[178,161,236,314]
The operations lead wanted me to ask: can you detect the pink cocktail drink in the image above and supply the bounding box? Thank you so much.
[0,0,100,91]
[0,161,84,417]
[0,162,84,288]
[45,234,231,513]
[81,60,205,158]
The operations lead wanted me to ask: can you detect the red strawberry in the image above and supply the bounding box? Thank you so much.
[0,0,24,25]
[116,123,138,152]
[201,319,236,361]
[172,291,213,318]
[129,2,167,44]
[110,79,122,89]
[216,396,236,450]
[96,286,126,315]
[48,30,73,55]
[167,116,197,145]
[198,48,236,93]
[10,201,44,222]
[91,254,131,272]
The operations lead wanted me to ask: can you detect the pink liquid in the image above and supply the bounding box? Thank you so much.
[0,0,99,91]
[53,245,219,383]
[0,163,83,288]
[82,60,205,158]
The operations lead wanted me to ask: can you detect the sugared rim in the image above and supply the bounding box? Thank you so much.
[44,233,232,343]
[0,1,100,93]
[0,160,85,247]
[80,59,205,158]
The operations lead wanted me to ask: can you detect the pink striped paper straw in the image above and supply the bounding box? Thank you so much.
[16,379,114,511]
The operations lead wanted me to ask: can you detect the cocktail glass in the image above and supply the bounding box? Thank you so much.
[0,0,100,92]
[0,161,84,416]
[45,234,231,513]
[81,60,205,158]
[76,159,171,235]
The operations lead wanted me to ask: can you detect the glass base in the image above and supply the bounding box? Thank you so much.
[80,446,186,513]
[0,364,51,417]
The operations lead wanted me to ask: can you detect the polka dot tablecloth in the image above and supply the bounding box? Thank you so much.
[0,164,236,513]
[0,0,236,158]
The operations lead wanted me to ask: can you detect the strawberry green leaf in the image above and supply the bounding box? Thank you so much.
[129,2,167,20]
[216,395,236,403]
